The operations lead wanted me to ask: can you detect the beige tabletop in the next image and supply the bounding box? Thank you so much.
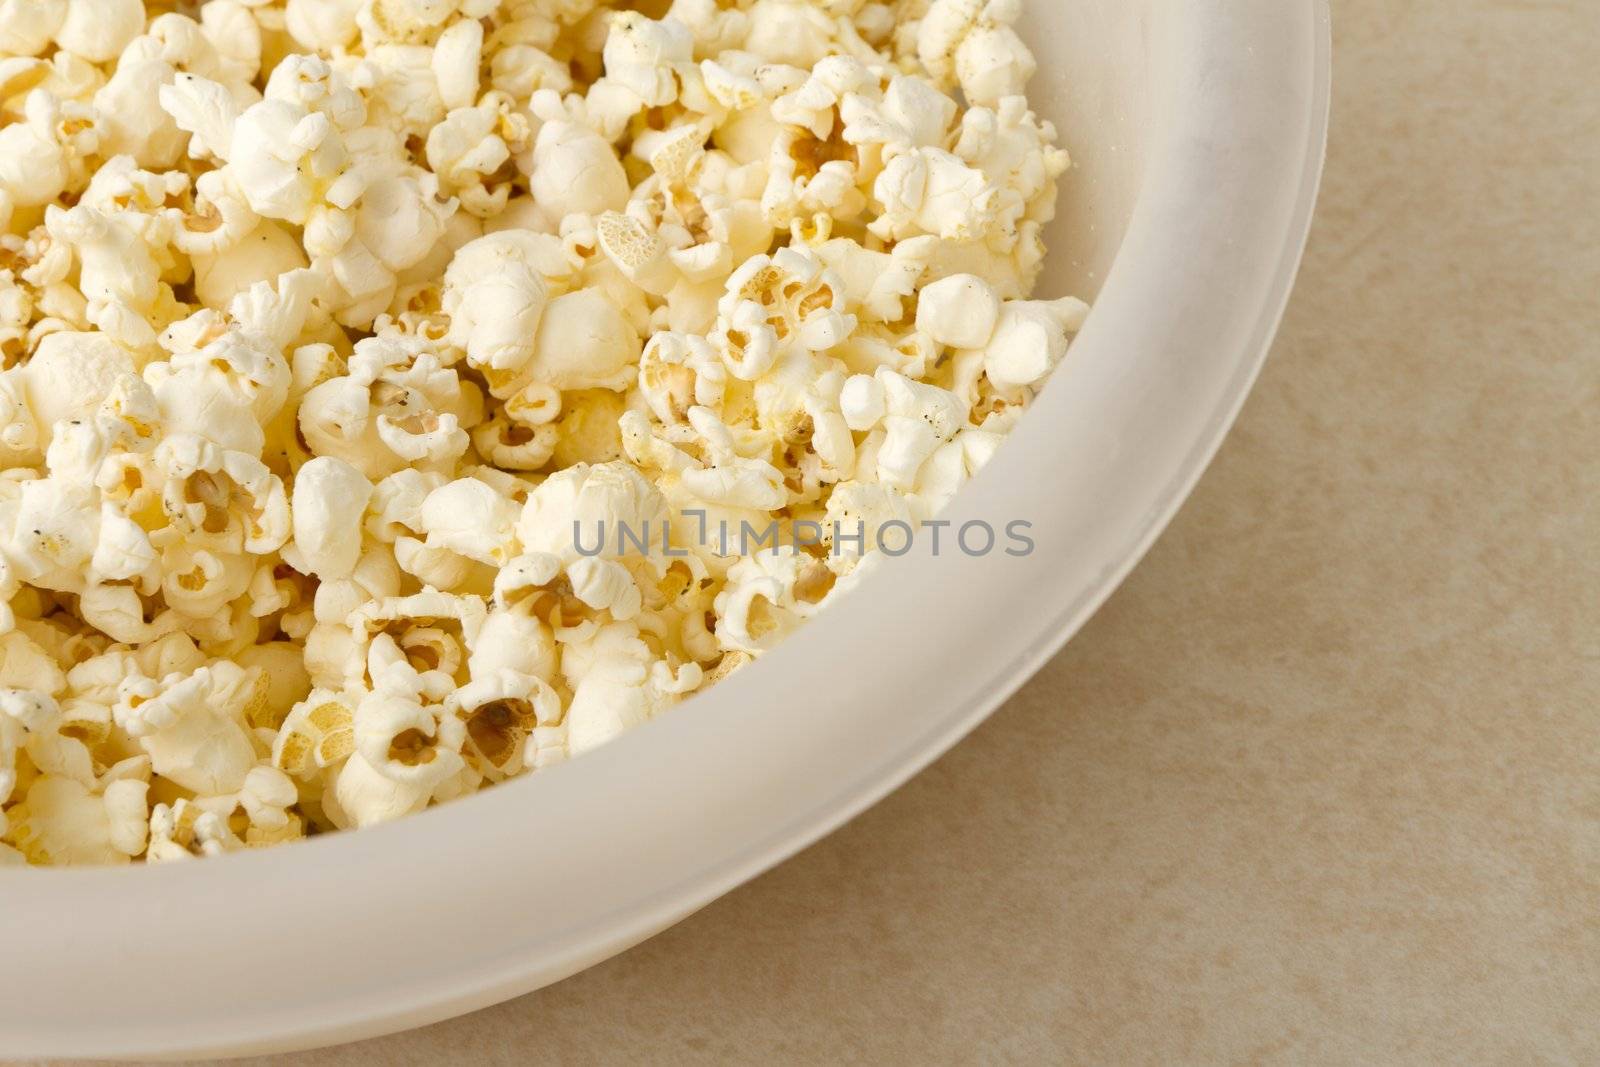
[25,0,1600,1063]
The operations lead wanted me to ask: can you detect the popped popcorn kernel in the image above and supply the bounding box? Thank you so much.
[0,0,1085,864]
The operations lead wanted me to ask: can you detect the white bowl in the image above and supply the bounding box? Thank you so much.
[0,0,1330,1057]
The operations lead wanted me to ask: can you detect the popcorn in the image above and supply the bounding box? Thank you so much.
[297,332,477,476]
[470,599,559,683]
[0,91,98,209]
[146,797,240,860]
[556,620,698,757]
[526,287,643,391]
[839,371,886,431]
[596,211,677,296]
[327,746,433,827]
[742,0,836,68]
[518,460,670,565]
[174,171,260,257]
[712,246,855,380]
[358,44,447,139]
[916,0,1035,106]
[441,230,560,385]
[426,94,530,218]
[639,331,725,424]
[198,3,264,89]
[285,0,362,55]
[813,234,936,324]
[272,689,356,778]
[114,661,260,795]
[956,96,1068,210]
[48,203,164,343]
[823,478,914,572]
[18,330,139,452]
[349,680,464,793]
[0,1,67,58]
[665,0,749,56]
[224,57,367,224]
[915,273,1000,350]
[54,0,145,65]
[714,548,832,652]
[521,119,630,221]
[5,774,148,865]
[433,18,484,110]
[98,19,248,171]
[418,476,519,565]
[873,368,969,490]
[842,75,957,153]
[979,295,1090,392]
[290,457,375,580]
[451,672,556,778]
[0,0,1084,865]
[192,221,309,310]
[601,13,695,111]
[871,147,1001,242]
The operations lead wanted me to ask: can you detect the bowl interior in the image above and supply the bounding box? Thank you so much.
[1029,0,1155,302]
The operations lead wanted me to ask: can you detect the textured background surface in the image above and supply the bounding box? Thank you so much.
[28,0,1600,1062]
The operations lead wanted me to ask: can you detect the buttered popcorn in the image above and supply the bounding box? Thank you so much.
[0,0,1086,866]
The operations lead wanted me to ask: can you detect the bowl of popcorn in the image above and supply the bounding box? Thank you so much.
[0,0,1328,1056]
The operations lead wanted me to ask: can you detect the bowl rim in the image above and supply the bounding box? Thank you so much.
[0,1,1332,1057]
